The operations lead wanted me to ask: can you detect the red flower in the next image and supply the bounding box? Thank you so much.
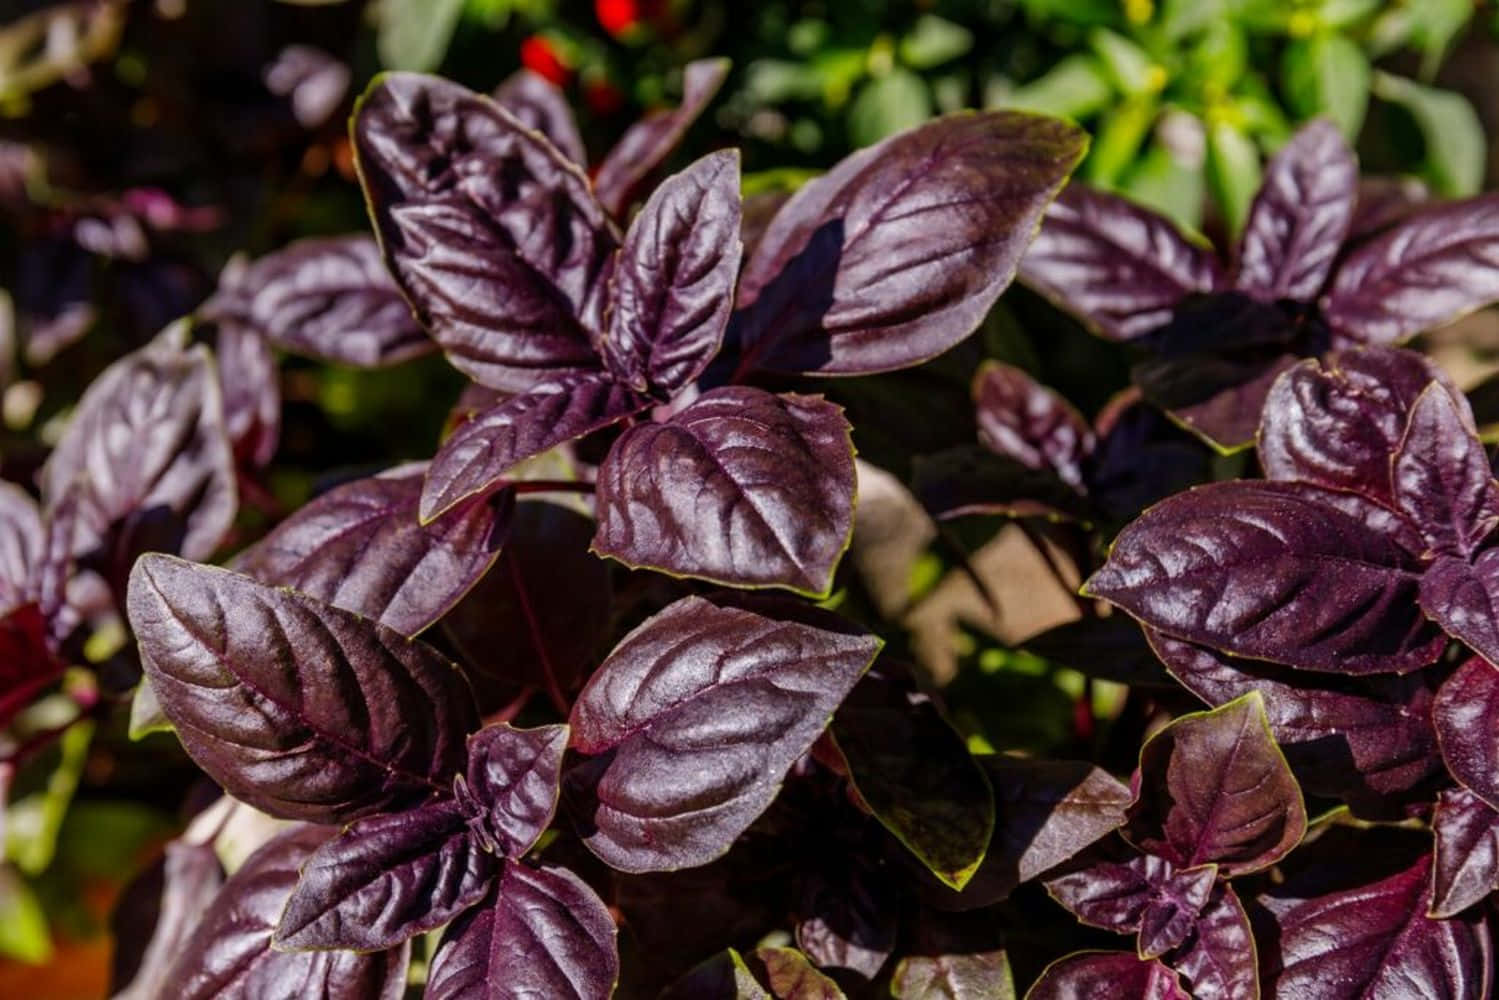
[596,0,639,36]
[520,35,570,86]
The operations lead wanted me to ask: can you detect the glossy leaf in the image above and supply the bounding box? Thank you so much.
[127,555,479,823]
[1423,555,1499,677]
[1133,348,1300,452]
[592,387,855,597]
[1046,855,1216,956]
[111,840,224,1000]
[1168,882,1257,1000]
[1431,787,1499,918]
[1017,183,1222,341]
[1127,692,1305,875]
[1085,480,1443,674]
[601,150,742,399]
[1434,657,1499,812]
[1234,119,1357,302]
[567,594,881,871]
[973,362,1093,493]
[910,445,1090,523]
[212,319,279,468]
[353,73,617,391]
[733,111,1086,377]
[0,483,41,611]
[493,69,586,166]
[891,948,1015,1000]
[275,800,496,951]
[165,825,410,1000]
[1259,855,1491,999]
[1323,193,1499,346]
[459,722,567,857]
[594,58,730,218]
[234,463,512,636]
[201,235,432,367]
[420,373,646,521]
[1392,383,1499,557]
[1025,951,1189,1000]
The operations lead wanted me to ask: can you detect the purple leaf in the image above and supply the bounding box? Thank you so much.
[111,840,224,1000]
[1026,951,1190,1000]
[1422,554,1499,675]
[420,373,646,521]
[1086,390,1213,522]
[0,482,42,612]
[659,949,772,999]
[1148,629,1443,814]
[1431,787,1499,918]
[493,69,586,166]
[1349,175,1430,242]
[890,948,1014,999]
[567,594,881,871]
[212,320,279,469]
[353,73,617,391]
[1132,348,1301,453]
[126,555,479,823]
[973,363,1094,493]
[164,826,410,1000]
[274,800,497,951]
[1234,119,1357,302]
[202,235,432,367]
[264,44,350,130]
[1084,480,1443,674]
[1127,692,1306,876]
[733,112,1086,377]
[796,864,895,981]
[593,387,855,597]
[1046,855,1216,957]
[1324,193,1499,346]
[1017,183,1223,341]
[1258,347,1458,504]
[1392,383,1499,557]
[1434,657,1499,812]
[1168,883,1257,1000]
[0,603,60,730]
[747,947,847,999]
[593,58,731,218]
[910,445,1091,523]
[1258,855,1491,999]
[459,722,567,857]
[234,463,512,636]
[601,150,742,399]
[426,864,619,1000]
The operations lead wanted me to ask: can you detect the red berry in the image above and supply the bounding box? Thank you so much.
[520,36,570,86]
[595,0,638,36]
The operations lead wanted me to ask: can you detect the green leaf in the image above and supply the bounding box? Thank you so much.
[376,0,466,71]
[1001,55,1113,119]
[1086,97,1157,187]
[1282,34,1371,138]
[1373,71,1484,196]
[1121,142,1206,232]
[847,69,932,148]
[1206,119,1261,235]
[128,676,172,739]
[1090,27,1158,98]
[5,719,93,876]
[1160,0,1228,39]
[1182,21,1248,94]
[899,15,973,70]
[0,866,50,963]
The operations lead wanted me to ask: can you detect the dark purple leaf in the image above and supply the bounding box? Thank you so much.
[459,722,567,857]
[1086,389,1213,522]
[742,188,794,264]
[1026,951,1190,1000]
[0,603,60,729]
[234,463,512,636]
[1434,657,1499,812]
[493,69,586,166]
[165,825,410,1000]
[274,800,497,951]
[1432,787,1499,918]
[1046,855,1216,957]
[111,840,224,1000]
[747,947,847,999]
[1126,692,1305,875]
[1167,883,1256,1000]
[1423,555,1499,676]
[126,555,479,823]
[264,44,350,130]
[973,363,1093,493]
[420,372,646,521]
[426,864,619,1000]
[910,445,1090,523]
[1147,629,1443,814]
[0,482,42,611]
[567,594,880,871]
[202,235,432,367]
[1132,349,1301,452]
[890,948,1014,999]
[1258,855,1491,999]
[1324,193,1499,346]
[353,73,617,391]
[15,234,94,365]
[659,949,771,999]
[796,864,895,981]
[601,150,742,399]
[1258,347,1457,504]
[1017,183,1222,341]
[592,387,855,597]
[1234,119,1357,302]
[1349,175,1430,242]
[1392,383,1499,557]
[733,112,1086,377]
[213,319,279,469]
[1084,480,1443,674]
[1020,616,1173,689]
[593,58,731,218]
[830,665,994,890]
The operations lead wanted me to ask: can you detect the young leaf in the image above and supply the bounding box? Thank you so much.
[1017,183,1222,341]
[1259,855,1491,999]
[1085,480,1443,674]
[593,58,731,218]
[165,826,410,1000]
[747,947,847,999]
[459,722,567,857]
[1434,657,1499,812]
[601,150,742,399]
[733,111,1087,377]
[1393,383,1499,557]
[234,463,513,636]
[1025,951,1190,1000]
[420,373,646,521]
[592,387,855,597]
[1234,119,1357,303]
[1046,855,1216,956]
[973,362,1094,493]
[1431,787,1499,918]
[1168,883,1257,1000]
[1126,692,1306,876]
[567,594,881,872]
[352,73,617,391]
[425,865,619,1000]
[891,948,1015,1000]
[127,555,479,823]
[274,801,496,951]
[493,69,586,167]
[201,235,432,367]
